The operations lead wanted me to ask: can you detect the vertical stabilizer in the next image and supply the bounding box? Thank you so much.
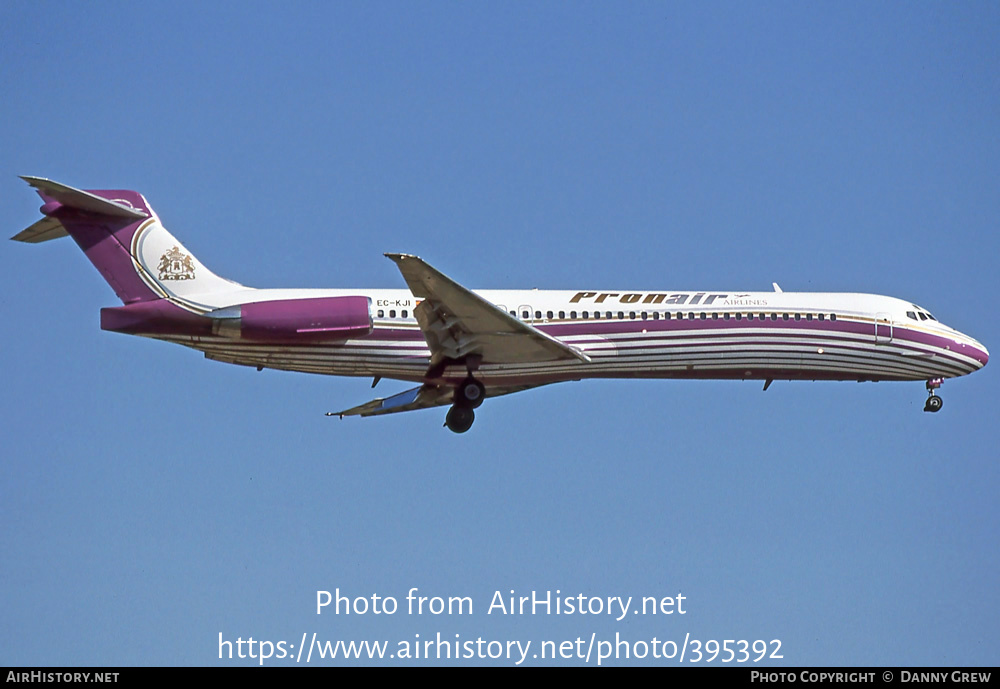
[14,177,244,311]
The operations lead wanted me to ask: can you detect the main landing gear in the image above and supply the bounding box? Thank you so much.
[924,378,944,413]
[444,377,486,433]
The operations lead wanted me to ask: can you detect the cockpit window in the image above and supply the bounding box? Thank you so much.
[906,311,917,320]
[918,312,927,321]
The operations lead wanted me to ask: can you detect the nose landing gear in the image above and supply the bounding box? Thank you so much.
[924,378,944,413]
[444,377,487,433]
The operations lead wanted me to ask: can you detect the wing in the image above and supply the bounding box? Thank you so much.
[330,382,551,418]
[385,253,590,374]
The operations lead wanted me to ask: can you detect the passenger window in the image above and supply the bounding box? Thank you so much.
[377,309,385,318]
[402,310,408,318]
[806,314,812,321]
[559,311,565,319]
[818,313,824,321]
[782,314,789,321]
[582,311,589,319]
[830,314,837,321]
[618,312,625,320]
[570,311,577,319]
[522,310,530,319]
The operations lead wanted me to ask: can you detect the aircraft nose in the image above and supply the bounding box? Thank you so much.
[954,334,988,369]
[967,339,989,368]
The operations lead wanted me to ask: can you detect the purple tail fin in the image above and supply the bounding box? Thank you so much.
[13,177,243,309]
[14,177,160,303]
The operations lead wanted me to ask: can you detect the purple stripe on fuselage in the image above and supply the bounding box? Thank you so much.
[583,331,978,373]
[536,315,871,338]
[530,317,979,368]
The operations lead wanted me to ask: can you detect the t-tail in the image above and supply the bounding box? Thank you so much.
[13,177,372,343]
[12,176,243,313]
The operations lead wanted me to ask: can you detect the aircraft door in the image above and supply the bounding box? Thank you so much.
[875,312,893,344]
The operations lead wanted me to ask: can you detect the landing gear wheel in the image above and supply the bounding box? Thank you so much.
[924,379,944,413]
[455,377,486,409]
[445,405,475,433]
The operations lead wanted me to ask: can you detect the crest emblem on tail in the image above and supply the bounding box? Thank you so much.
[158,246,195,281]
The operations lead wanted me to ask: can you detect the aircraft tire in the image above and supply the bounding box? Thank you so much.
[924,395,943,413]
[446,405,475,433]
[456,377,486,409]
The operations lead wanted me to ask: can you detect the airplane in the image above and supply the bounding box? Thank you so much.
[13,177,989,433]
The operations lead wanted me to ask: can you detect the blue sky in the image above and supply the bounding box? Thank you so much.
[2,2,997,666]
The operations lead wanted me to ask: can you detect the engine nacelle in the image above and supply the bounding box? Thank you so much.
[211,296,373,341]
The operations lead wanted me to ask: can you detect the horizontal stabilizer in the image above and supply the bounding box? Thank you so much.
[11,216,69,243]
[21,176,149,219]
[12,176,150,245]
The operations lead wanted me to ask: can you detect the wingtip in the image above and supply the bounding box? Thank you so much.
[384,252,419,263]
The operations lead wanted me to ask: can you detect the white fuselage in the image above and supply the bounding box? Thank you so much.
[152,285,989,387]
